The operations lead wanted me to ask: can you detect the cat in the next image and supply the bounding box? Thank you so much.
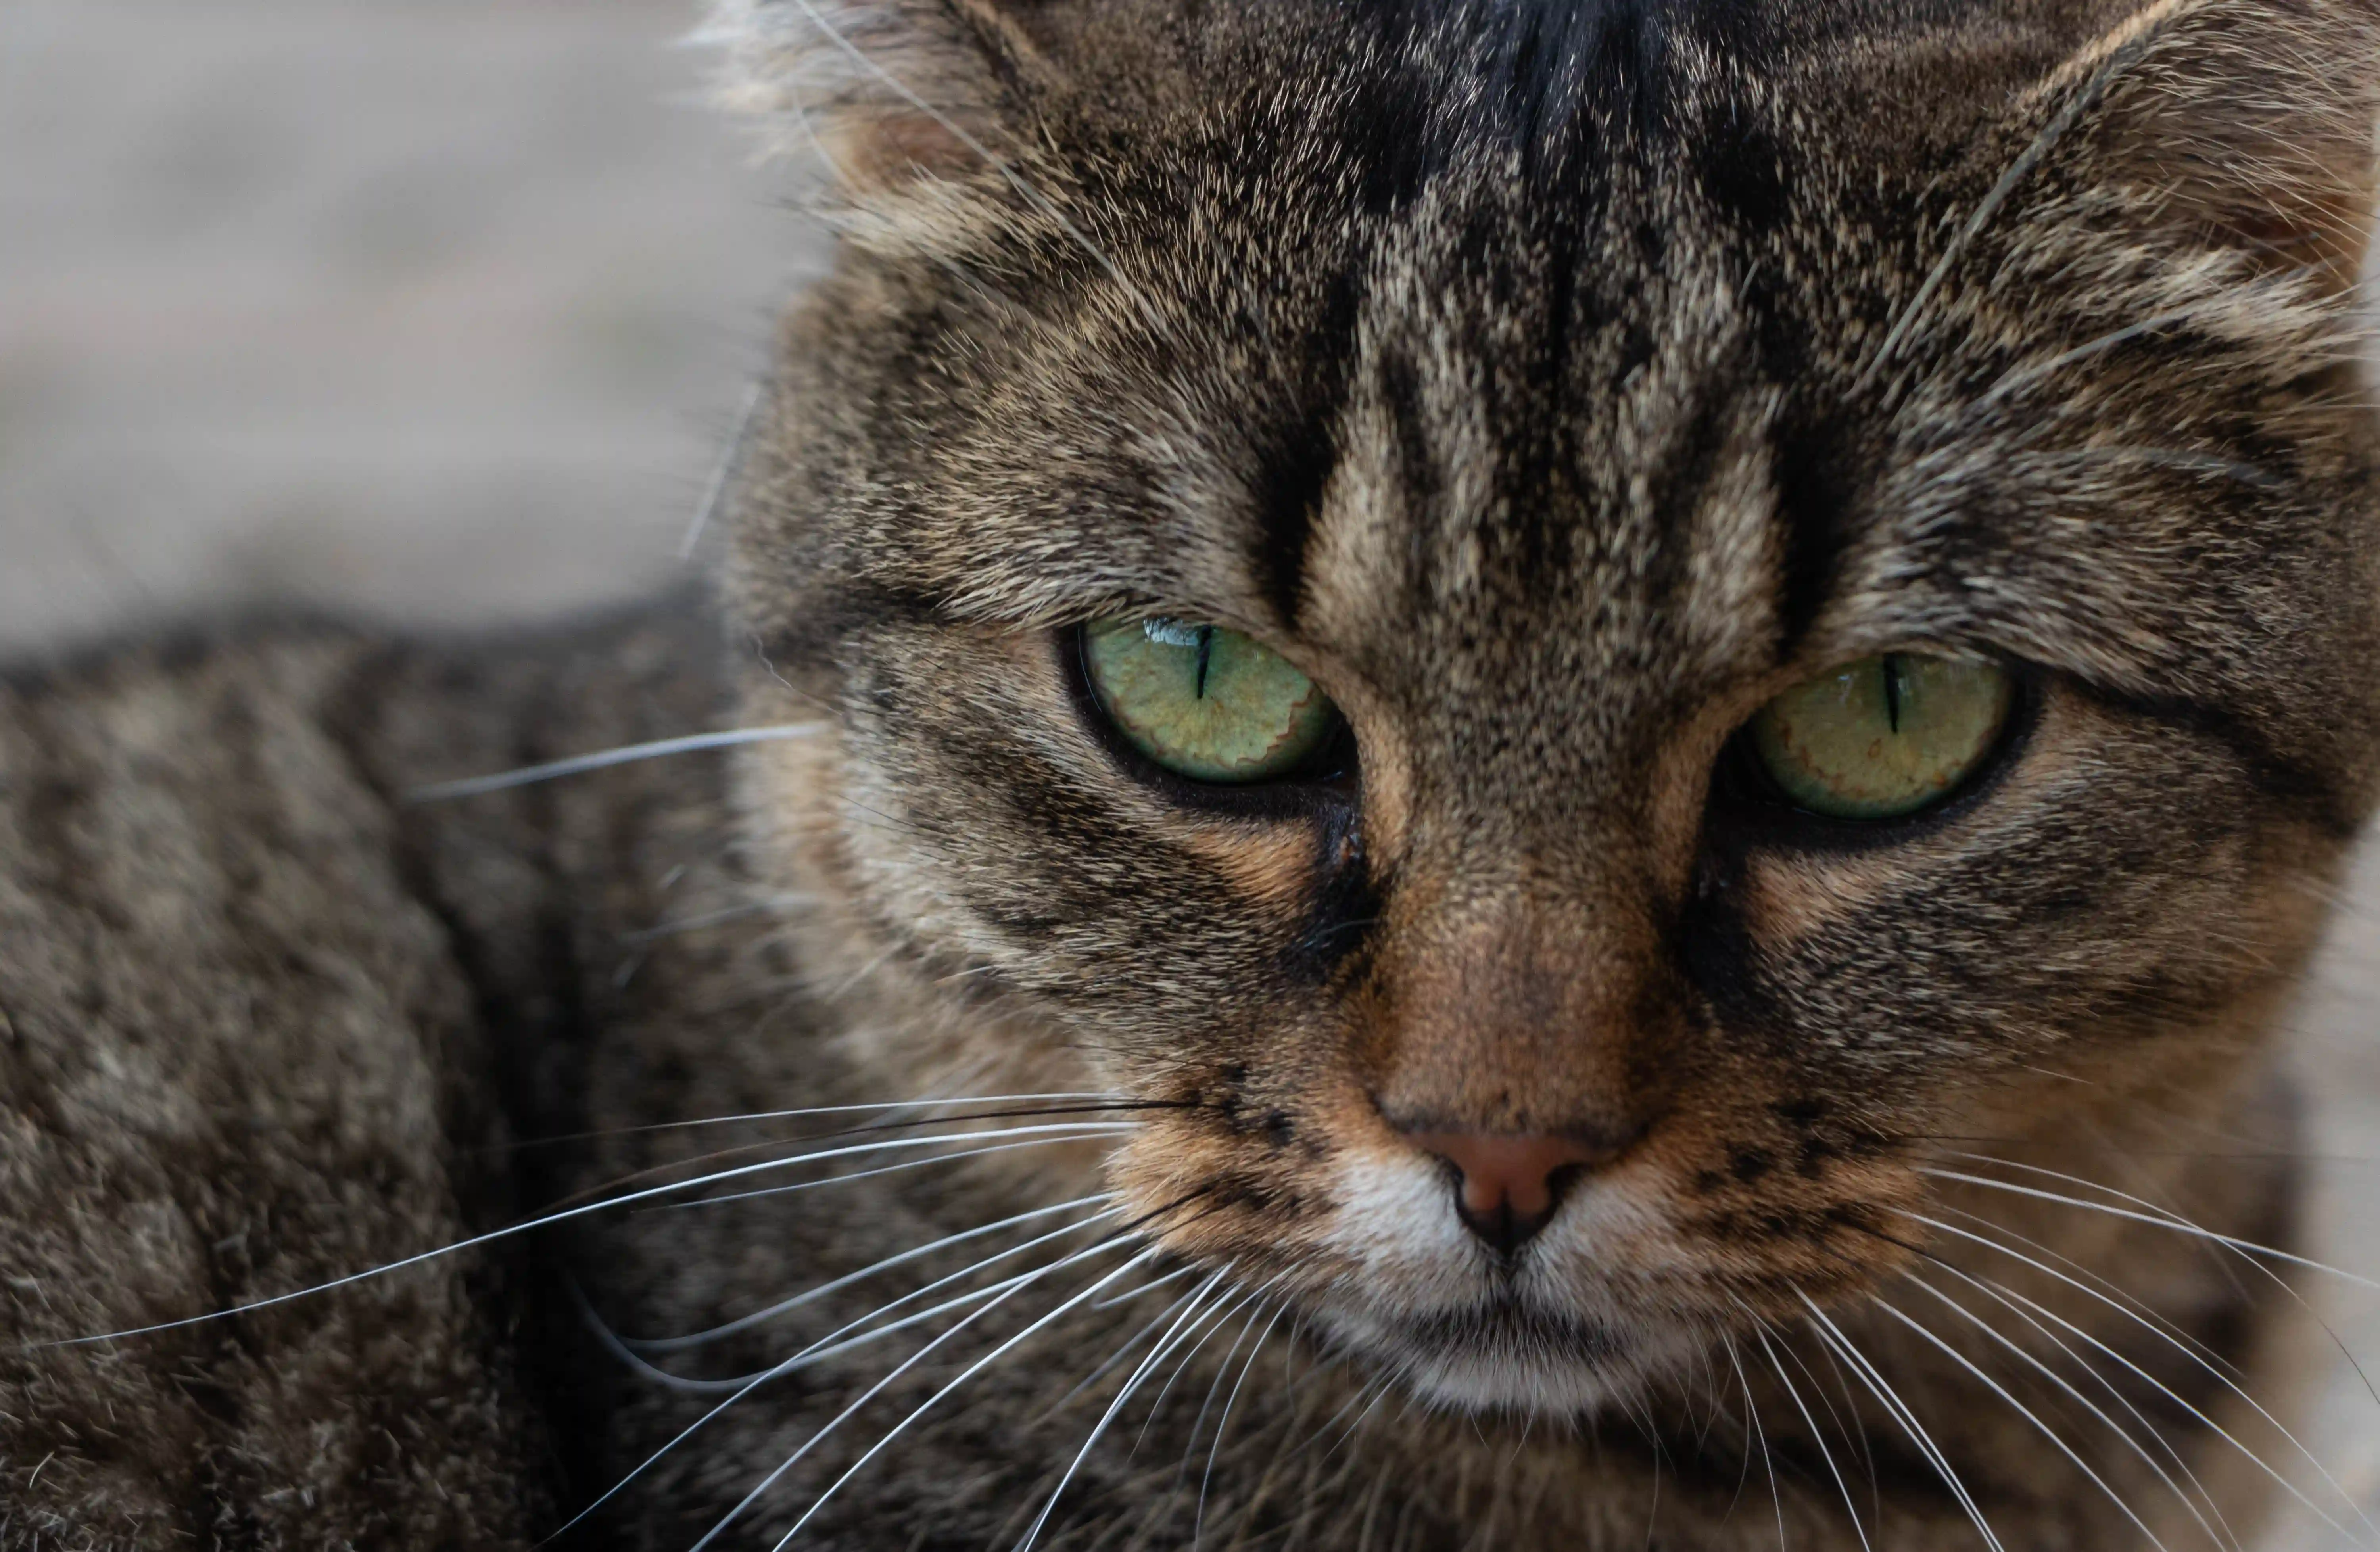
[5,0,2380,1546]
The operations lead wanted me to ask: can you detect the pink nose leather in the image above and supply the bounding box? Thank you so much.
[1402,1132,1605,1251]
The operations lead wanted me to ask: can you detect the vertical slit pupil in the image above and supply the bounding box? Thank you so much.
[1194,627,1216,700]
[1881,654,1903,734]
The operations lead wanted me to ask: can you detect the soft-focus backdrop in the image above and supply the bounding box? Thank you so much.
[0,0,824,651]
[4,4,2378,1546]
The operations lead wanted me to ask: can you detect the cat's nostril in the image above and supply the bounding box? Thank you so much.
[1401,1132,1604,1255]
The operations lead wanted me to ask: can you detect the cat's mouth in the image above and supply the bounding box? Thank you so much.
[1311,1288,1693,1415]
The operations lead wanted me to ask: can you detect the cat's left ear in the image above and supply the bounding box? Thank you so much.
[2054,0,2380,291]
[699,0,1093,198]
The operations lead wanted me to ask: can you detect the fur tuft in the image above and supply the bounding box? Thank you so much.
[2092,0,2380,290]
[694,0,1010,190]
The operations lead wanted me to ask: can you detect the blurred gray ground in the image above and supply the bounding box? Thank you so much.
[0,0,822,650]
[4,3,2380,1546]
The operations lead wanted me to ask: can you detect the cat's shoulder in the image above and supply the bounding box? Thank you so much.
[0,592,726,1548]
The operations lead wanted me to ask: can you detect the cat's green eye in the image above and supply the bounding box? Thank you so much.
[1083,618,1340,785]
[1749,654,2014,821]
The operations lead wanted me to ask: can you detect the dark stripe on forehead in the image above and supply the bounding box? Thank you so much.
[1251,414,1334,633]
[1249,264,1370,632]
[1770,412,1854,664]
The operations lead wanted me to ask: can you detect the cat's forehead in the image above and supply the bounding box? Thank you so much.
[750,0,2372,787]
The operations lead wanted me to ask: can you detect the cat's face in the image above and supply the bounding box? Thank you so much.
[724,0,2380,1415]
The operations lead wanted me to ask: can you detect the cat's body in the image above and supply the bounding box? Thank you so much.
[0,603,2323,1550]
[8,0,2380,1546]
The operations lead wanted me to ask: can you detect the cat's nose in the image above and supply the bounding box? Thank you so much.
[1400,1131,1605,1255]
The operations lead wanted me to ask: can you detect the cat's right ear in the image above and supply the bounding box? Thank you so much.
[699,0,1064,198]
[2042,0,2380,293]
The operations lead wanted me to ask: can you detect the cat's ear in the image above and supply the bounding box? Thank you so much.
[700,0,1059,194]
[2055,0,2380,291]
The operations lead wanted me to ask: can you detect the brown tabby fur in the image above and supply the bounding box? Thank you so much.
[6,0,2380,1546]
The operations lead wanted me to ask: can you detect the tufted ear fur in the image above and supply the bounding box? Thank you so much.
[700,0,1059,194]
[2061,0,2380,291]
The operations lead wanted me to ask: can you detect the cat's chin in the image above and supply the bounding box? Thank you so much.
[1313,1298,1689,1419]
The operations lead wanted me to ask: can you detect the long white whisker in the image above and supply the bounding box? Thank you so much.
[1130,1281,1278,1463]
[1896,1207,2363,1540]
[1720,1334,1788,1552]
[1174,1294,1272,1496]
[568,1230,1141,1541]
[1773,1322,1881,1526]
[738,1223,1194,1395]
[578,1210,1131,1397]
[1921,1167,2380,1289]
[1751,1323,1873,1552]
[1975,309,2204,410]
[1039,1276,1208,1422]
[631,1194,1114,1356]
[1094,1263,1201,1312]
[1948,1141,2380,1403]
[404,725,825,804]
[1800,1295,2007,1552]
[1013,1268,1238,1552]
[1866,1293,2173,1551]
[658,1131,1128,1212]
[1910,1206,2244,1523]
[1892,1272,2232,1552]
[1934,1200,2240,1385]
[1196,1300,1287,1549]
[747,1246,1173,1552]
[513,1092,1138,1149]
[39,1125,1127,1351]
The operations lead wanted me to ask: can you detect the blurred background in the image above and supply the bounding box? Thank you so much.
[5,2,2380,1545]
[0,0,825,654]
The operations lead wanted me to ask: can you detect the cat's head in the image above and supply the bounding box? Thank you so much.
[716,0,2380,1415]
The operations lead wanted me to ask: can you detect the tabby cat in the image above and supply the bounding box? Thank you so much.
[5,0,2380,1546]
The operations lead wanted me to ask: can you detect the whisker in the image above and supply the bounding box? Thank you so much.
[740,1246,1176,1552]
[1891,1271,2233,1552]
[1750,1323,1873,1552]
[1891,1207,2366,1540]
[508,1092,1152,1151]
[1866,1293,2174,1551]
[1975,309,2205,410]
[619,893,816,946]
[1800,1295,2008,1552]
[1932,1200,2240,1385]
[1719,1334,1788,1552]
[649,1215,1194,1400]
[1011,1268,1239,1552]
[1197,1301,1288,1550]
[1130,1282,1279,1464]
[403,725,825,804]
[40,1125,1129,1351]
[1920,1166,2380,1289]
[1093,1264,1201,1313]
[1038,1276,1209,1423]
[606,1233,1152,1550]
[627,1192,1110,1355]
[1174,1294,1273,1498]
[1772,1321,1881,1527]
[656,1131,1129,1212]
[553,1110,1142,1212]
[2025,445,2289,491]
